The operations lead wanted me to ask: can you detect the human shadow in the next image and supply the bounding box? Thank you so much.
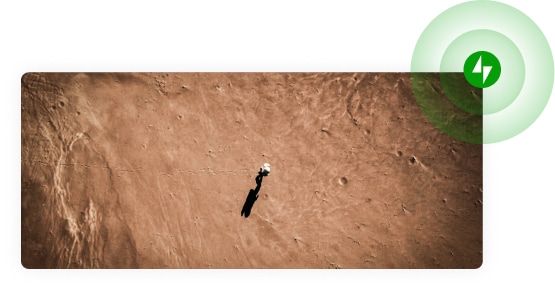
[241,173,264,218]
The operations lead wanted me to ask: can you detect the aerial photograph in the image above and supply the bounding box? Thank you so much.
[21,72,482,269]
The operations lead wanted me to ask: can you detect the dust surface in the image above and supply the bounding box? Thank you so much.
[21,73,482,268]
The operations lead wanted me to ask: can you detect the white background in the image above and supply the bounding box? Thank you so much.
[2,0,553,289]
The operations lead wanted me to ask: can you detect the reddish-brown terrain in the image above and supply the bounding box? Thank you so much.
[21,72,482,268]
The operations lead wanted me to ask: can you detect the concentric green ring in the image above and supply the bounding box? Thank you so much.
[440,29,525,115]
[411,1,554,144]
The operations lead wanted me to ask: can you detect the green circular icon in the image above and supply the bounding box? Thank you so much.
[463,51,501,88]
[411,1,554,144]
[440,29,525,115]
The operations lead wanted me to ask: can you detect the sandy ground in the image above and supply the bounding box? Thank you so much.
[21,72,482,269]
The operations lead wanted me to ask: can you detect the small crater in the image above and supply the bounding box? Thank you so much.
[177,114,183,120]
[76,111,81,116]
[409,156,417,164]
[339,177,348,185]
[397,150,403,157]
[364,128,371,135]
[330,263,342,269]
[59,101,65,107]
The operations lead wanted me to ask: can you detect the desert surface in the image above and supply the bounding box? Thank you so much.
[21,72,482,269]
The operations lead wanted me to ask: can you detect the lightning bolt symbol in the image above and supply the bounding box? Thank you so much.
[472,55,492,84]
[472,56,482,73]
[483,66,492,83]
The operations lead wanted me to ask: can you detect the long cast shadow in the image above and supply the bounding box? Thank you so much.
[241,173,264,218]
